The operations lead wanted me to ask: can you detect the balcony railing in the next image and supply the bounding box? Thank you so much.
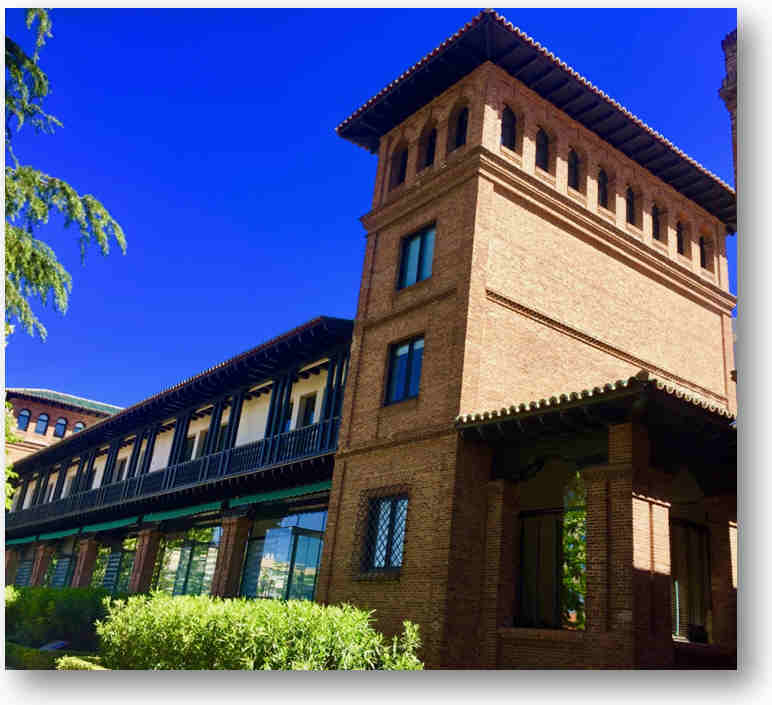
[7,417,340,530]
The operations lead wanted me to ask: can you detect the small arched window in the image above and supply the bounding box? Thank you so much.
[535,129,549,171]
[652,204,661,241]
[389,144,408,190]
[597,169,609,208]
[35,413,49,435]
[54,417,68,438]
[449,106,469,151]
[73,421,86,433]
[501,107,517,150]
[567,149,580,190]
[676,221,685,255]
[17,409,31,431]
[626,187,636,225]
[699,237,708,268]
[418,126,437,171]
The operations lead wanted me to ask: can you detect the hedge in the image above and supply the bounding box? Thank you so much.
[5,641,99,670]
[97,592,423,670]
[56,655,107,670]
[5,585,125,651]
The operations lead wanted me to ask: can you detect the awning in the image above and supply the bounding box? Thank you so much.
[38,528,80,540]
[143,501,223,523]
[82,516,141,533]
[7,535,37,545]
[229,480,332,509]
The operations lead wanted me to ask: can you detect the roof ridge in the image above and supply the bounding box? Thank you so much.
[6,388,123,411]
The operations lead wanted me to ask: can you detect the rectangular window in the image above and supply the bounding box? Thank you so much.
[671,521,711,642]
[385,336,424,405]
[152,526,221,596]
[298,392,317,428]
[362,495,408,571]
[115,458,128,482]
[398,225,435,289]
[181,436,195,463]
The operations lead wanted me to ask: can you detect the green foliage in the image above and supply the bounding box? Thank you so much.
[561,470,586,630]
[97,592,424,670]
[55,655,106,670]
[5,585,125,651]
[5,9,126,340]
[5,641,99,670]
[4,323,19,509]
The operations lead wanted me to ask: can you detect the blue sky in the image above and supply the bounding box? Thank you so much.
[5,8,737,408]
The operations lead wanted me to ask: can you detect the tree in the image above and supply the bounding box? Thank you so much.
[5,9,127,506]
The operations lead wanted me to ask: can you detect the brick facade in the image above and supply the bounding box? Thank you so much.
[210,515,252,597]
[70,538,100,588]
[128,528,161,594]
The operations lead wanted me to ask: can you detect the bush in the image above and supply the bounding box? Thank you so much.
[5,641,99,670]
[97,592,423,670]
[5,585,125,651]
[56,655,107,670]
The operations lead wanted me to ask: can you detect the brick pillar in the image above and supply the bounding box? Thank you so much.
[478,479,518,668]
[128,528,161,594]
[29,543,56,586]
[71,538,100,588]
[210,514,251,597]
[5,547,20,585]
[705,495,737,650]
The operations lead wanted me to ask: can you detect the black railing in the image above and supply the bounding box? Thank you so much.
[7,417,340,529]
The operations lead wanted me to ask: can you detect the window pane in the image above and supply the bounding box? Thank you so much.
[256,527,293,599]
[419,228,435,282]
[400,235,421,289]
[35,414,49,434]
[298,510,327,532]
[373,499,391,568]
[196,430,208,458]
[240,538,265,598]
[17,410,30,431]
[181,437,195,462]
[54,418,67,437]
[387,344,410,403]
[407,338,424,398]
[390,498,408,567]
[286,534,323,601]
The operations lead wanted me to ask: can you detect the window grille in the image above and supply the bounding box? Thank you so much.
[361,494,408,572]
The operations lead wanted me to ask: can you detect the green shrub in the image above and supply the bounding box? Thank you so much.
[5,641,99,670]
[97,592,423,670]
[5,585,125,651]
[56,655,107,670]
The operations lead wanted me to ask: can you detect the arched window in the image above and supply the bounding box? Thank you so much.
[54,417,68,438]
[17,409,31,431]
[652,204,661,241]
[567,149,580,190]
[35,413,49,435]
[73,422,86,433]
[418,126,437,171]
[448,106,468,152]
[597,169,609,209]
[535,128,549,171]
[676,221,685,255]
[389,144,408,190]
[699,236,708,268]
[501,107,516,150]
[626,187,636,225]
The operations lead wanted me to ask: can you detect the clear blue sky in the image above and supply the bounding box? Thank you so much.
[5,8,737,408]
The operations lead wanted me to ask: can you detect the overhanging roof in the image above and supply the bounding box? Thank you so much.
[13,316,353,474]
[336,9,736,232]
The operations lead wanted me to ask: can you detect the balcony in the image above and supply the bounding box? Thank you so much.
[7,417,340,531]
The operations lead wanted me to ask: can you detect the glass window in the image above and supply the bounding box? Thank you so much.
[153,526,221,596]
[568,149,580,190]
[419,127,436,170]
[115,458,128,483]
[597,169,608,208]
[501,107,516,150]
[73,421,85,433]
[54,417,67,438]
[449,106,468,152]
[17,409,30,431]
[35,413,49,435]
[398,225,435,290]
[386,337,424,405]
[181,436,195,463]
[362,495,408,571]
[671,522,711,642]
[389,145,408,190]
[298,393,317,428]
[535,129,549,171]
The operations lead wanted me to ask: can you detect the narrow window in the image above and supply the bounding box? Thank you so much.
[115,458,128,483]
[699,237,708,268]
[597,169,609,208]
[670,522,711,642]
[362,495,409,571]
[181,436,195,463]
[448,106,468,152]
[73,422,85,433]
[652,204,661,241]
[283,403,294,434]
[17,409,30,431]
[535,129,549,171]
[677,222,685,255]
[398,224,436,290]
[385,336,424,405]
[567,149,580,190]
[35,413,49,435]
[419,127,437,170]
[298,392,317,427]
[54,417,67,438]
[501,107,517,150]
[626,187,636,225]
[389,145,408,190]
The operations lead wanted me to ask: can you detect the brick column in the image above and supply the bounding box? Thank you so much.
[30,543,56,586]
[70,538,100,588]
[128,528,162,594]
[210,514,251,597]
[478,479,518,668]
[705,494,737,649]
[5,547,20,585]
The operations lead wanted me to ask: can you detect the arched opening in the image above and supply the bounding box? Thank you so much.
[418,124,437,171]
[54,417,68,438]
[447,105,469,153]
[35,412,49,435]
[501,106,517,151]
[17,408,30,431]
[388,143,409,190]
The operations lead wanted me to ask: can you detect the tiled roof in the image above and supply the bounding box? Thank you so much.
[455,372,736,427]
[6,388,122,416]
[336,9,736,231]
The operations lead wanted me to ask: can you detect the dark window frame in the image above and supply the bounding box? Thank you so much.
[567,149,580,190]
[535,128,550,172]
[652,204,661,241]
[418,126,437,171]
[597,169,609,209]
[699,236,708,269]
[34,413,49,435]
[397,224,435,290]
[362,494,409,572]
[448,105,469,153]
[17,408,31,431]
[501,106,517,151]
[54,417,68,438]
[677,221,686,255]
[389,144,409,190]
[384,335,425,406]
[626,187,636,225]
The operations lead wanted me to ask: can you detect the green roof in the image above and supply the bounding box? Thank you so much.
[81,517,140,533]
[229,481,332,509]
[143,501,223,523]
[7,388,122,415]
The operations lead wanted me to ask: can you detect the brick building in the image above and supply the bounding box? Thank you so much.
[6,389,121,465]
[5,10,736,668]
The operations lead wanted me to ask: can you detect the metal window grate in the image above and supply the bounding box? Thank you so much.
[361,494,408,572]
